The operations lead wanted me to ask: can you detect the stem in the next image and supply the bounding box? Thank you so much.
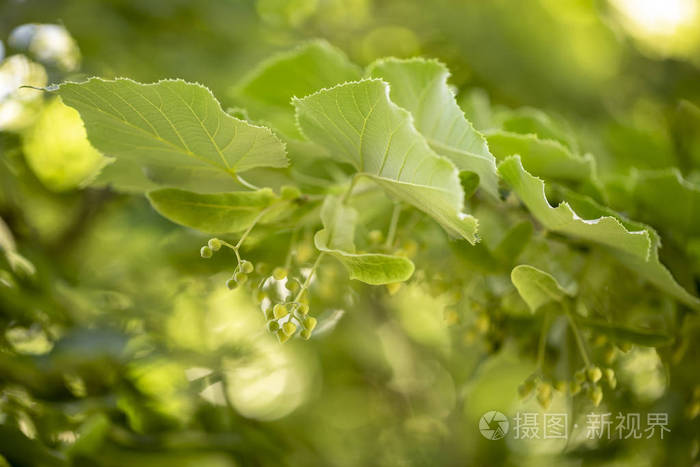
[235,174,260,190]
[341,175,360,204]
[385,203,401,249]
[564,300,591,367]
[220,203,281,265]
[293,252,325,303]
[536,312,551,371]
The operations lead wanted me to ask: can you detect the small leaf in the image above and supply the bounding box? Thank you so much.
[294,79,478,243]
[146,188,279,234]
[57,78,288,189]
[368,58,499,199]
[234,40,362,137]
[314,196,414,285]
[511,264,575,312]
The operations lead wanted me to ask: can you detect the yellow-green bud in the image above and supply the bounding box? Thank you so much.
[587,366,602,384]
[276,329,290,343]
[554,381,568,393]
[208,238,222,251]
[603,368,616,389]
[285,280,300,293]
[255,289,267,303]
[589,384,603,407]
[255,262,269,275]
[537,383,553,409]
[574,369,586,384]
[301,329,312,340]
[264,308,275,321]
[240,260,254,274]
[280,185,302,200]
[283,321,297,336]
[200,246,213,258]
[386,282,402,296]
[273,303,289,319]
[297,303,310,316]
[226,278,237,290]
[267,320,280,332]
[303,317,317,332]
[368,230,384,244]
[233,272,248,284]
[570,381,582,395]
[273,267,288,280]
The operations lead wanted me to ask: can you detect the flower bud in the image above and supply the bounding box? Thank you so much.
[208,238,222,251]
[226,278,237,290]
[301,329,312,340]
[589,384,603,407]
[603,368,616,389]
[283,321,297,336]
[537,383,552,409]
[273,303,289,319]
[285,280,300,293]
[200,246,213,258]
[267,320,280,332]
[273,267,288,280]
[303,317,317,332]
[554,381,568,393]
[276,329,291,343]
[233,272,248,284]
[255,289,267,303]
[587,366,602,384]
[255,262,270,275]
[574,369,586,384]
[570,381,582,395]
[264,308,275,321]
[297,303,310,316]
[368,230,384,244]
[240,260,254,274]
[280,185,302,200]
[386,282,402,296]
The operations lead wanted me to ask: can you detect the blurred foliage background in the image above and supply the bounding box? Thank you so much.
[0,0,700,466]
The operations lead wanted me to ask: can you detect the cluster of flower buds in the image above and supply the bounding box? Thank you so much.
[518,365,616,408]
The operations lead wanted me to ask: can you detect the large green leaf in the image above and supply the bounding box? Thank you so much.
[146,188,279,234]
[562,187,700,311]
[367,58,499,199]
[501,156,700,310]
[486,130,594,183]
[314,196,414,285]
[511,264,575,312]
[57,78,289,189]
[499,156,650,258]
[233,40,362,138]
[294,79,478,243]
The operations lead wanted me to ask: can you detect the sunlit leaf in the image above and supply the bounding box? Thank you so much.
[57,78,289,189]
[368,58,499,199]
[294,79,478,243]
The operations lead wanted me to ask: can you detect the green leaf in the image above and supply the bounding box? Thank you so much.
[146,188,279,234]
[57,78,289,189]
[314,195,414,285]
[486,130,594,183]
[576,318,673,347]
[0,217,35,277]
[367,58,499,199]
[499,156,650,258]
[629,168,700,237]
[562,187,700,311]
[493,107,578,151]
[511,264,575,312]
[294,79,478,243]
[233,40,362,137]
